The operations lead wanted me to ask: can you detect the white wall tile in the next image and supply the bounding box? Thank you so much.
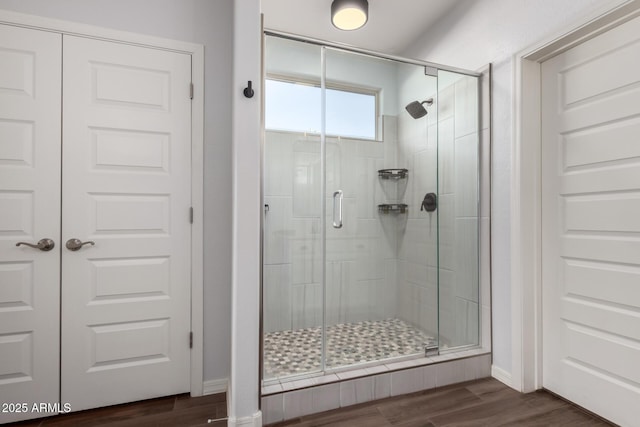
[373,372,391,399]
[418,302,438,335]
[478,354,492,378]
[263,196,293,265]
[346,279,375,323]
[467,301,479,345]
[481,304,492,351]
[340,377,374,407]
[325,141,342,193]
[381,259,398,319]
[422,364,437,390]
[264,131,294,197]
[312,383,340,413]
[291,282,322,329]
[454,218,479,303]
[454,133,479,218]
[412,148,438,211]
[435,358,466,387]
[464,356,481,382]
[354,238,385,281]
[356,139,384,159]
[382,115,398,166]
[292,150,321,217]
[479,217,491,306]
[325,261,343,326]
[438,268,456,346]
[438,117,455,195]
[339,262,354,322]
[354,157,378,219]
[291,238,322,285]
[479,67,491,132]
[454,76,479,138]
[339,380,356,407]
[283,388,314,419]
[339,140,359,198]
[479,128,491,218]
[391,368,424,396]
[438,84,455,121]
[353,377,375,404]
[453,297,468,347]
[262,394,284,425]
[263,264,292,333]
[438,194,455,272]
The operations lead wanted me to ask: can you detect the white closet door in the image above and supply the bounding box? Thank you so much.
[541,14,640,427]
[61,35,192,411]
[0,25,61,423]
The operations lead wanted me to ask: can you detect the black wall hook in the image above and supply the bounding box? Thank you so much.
[243,80,254,98]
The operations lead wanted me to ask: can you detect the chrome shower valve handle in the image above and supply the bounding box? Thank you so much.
[15,238,55,251]
[66,238,95,251]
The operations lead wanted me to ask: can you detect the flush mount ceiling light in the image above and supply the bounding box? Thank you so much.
[331,0,369,31]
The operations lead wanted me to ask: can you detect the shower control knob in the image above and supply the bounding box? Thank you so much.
[421,193,437,212]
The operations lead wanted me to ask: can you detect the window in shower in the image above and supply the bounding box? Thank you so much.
[265,77,378,140]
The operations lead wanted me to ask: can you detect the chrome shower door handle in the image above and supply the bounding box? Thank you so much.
[332,190,343,229]
[16,238,55,251]
[66,238,95,251]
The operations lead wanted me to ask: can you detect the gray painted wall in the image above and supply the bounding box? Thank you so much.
[0,0,234,383]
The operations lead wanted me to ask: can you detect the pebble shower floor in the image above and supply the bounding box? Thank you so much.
[263,318,435,379]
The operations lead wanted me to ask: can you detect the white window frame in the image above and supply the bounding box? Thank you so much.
[265,73,381,141]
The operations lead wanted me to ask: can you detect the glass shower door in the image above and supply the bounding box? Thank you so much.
[323,48,440,371]
[262,36,324,380]
[262,35,481,383]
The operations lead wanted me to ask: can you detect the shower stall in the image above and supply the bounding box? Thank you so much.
[261,34,481,383]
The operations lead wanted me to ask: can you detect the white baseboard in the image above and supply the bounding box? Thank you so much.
[491,365,514,388]
[227,411,262,427]
[203,378,228,395]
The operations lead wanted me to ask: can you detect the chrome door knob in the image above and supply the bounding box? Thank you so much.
[66,238,95,251]
[16,238,55,251]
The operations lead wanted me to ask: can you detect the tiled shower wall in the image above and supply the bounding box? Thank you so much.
[263,117,401,333]
[395,66,439,337]
[395,69,481,347]
[438,74,481,347]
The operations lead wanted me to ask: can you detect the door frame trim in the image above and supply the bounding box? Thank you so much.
[0,9,206,397]
[511,0,640,393]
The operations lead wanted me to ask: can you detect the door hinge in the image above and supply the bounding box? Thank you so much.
[189,82,194,100]
[189,331,193,349]
[189,207,194,224]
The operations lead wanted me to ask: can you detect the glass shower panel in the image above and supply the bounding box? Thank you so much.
[323,47,439,370]
[262,36,324,380]
[436,70,480,350]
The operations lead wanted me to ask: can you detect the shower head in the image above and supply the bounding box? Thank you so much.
[405,98,434,119]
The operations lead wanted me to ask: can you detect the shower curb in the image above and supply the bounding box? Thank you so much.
[261,351,491,424]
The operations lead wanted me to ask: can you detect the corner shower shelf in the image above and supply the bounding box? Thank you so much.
[378,203,408,214]
[378,168,408,179]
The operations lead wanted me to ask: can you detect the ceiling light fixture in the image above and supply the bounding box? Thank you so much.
[331,0,369,31]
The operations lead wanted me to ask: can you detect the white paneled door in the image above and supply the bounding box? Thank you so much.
[0,27,192,423]
[541,14,640,427]
[0,25,62,423]
[61,36,192,411]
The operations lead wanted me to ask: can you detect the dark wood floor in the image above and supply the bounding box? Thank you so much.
[6,393,227,427]
[269,378,613,427]
[5,378,612,427]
